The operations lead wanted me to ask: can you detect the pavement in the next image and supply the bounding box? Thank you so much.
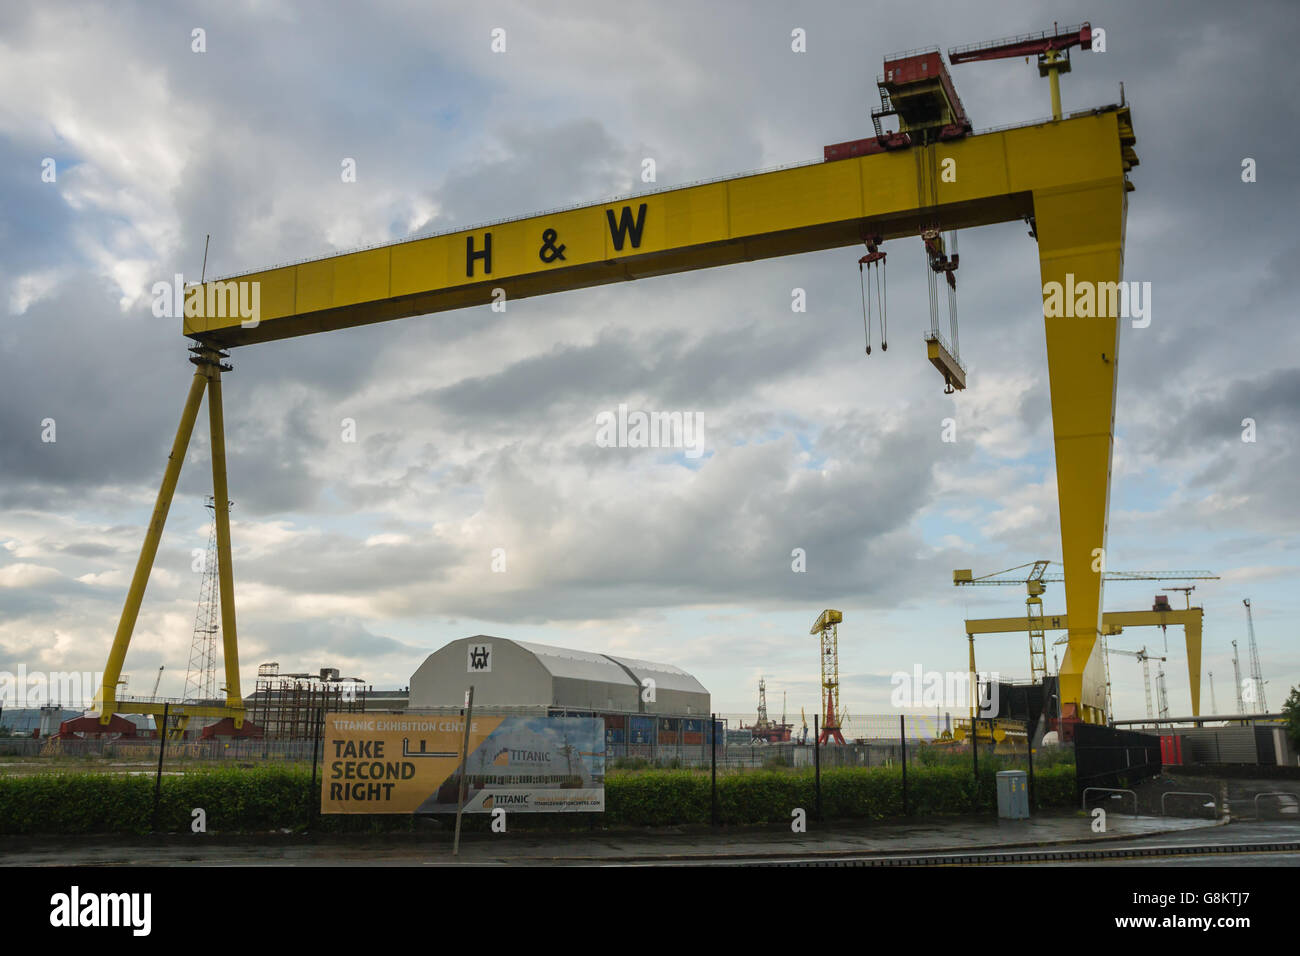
[0,810,1262,866]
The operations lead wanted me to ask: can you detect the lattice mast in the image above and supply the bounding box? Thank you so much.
[1155,665,1169,719]
[183,497,221,702]
[1231,640,1245,715]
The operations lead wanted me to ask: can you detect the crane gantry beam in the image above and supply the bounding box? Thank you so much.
[183,108,1135,349]
[97,74,1139,729]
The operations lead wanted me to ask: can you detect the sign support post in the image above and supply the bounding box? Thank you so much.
[452,686,474,857]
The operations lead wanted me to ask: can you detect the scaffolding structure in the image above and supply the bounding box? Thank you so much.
[247,663,369,738]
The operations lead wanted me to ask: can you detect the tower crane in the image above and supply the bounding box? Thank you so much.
[1242,599,1269,712]
[954,563,1218,684]
[1106,646,1164,721]
[811,609,846,745]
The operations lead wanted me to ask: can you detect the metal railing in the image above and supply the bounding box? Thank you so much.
[1082,787,1137,816]
[1254,792,1298,818]
[948,25,1089,60]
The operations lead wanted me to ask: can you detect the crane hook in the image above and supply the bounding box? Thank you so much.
[858,236,887,357]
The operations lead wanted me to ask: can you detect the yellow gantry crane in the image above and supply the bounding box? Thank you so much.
[964,606,1210,723]
[953,563,1218,689]
[96,28,1140,731]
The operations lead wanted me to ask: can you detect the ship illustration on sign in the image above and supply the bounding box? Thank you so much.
[418,718,602,812]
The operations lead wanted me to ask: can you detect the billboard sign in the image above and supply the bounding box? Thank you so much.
[321,713,604,814]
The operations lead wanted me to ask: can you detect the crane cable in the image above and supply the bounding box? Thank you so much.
[859,260,872,355]
[878,258,887,350]
[918,143,961,363]
[859,246,888,354]
[948,230,960,356]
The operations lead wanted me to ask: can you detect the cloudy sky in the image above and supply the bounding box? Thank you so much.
[1,0,1297,725]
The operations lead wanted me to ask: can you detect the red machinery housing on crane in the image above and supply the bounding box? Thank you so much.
[825,22,1095,163]
[825,48,972,161]
[826,24,1101,394]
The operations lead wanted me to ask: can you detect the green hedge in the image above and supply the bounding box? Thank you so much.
[0,764,1076,835]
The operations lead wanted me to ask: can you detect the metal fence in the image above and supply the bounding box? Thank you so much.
[1075,723,1162,803]
[0,736,322,764]
[2,710,1042,775]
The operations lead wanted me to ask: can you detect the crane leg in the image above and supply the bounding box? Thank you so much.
[96,369,209,723]
[1034,177,1130,733]
[1185,614,1202,717]
[203,353,244,726]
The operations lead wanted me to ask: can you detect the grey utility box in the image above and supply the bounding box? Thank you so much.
[996,770,1030,819]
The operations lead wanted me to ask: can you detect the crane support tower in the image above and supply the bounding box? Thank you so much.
[811,609,847,745]
[96,27,1140,734]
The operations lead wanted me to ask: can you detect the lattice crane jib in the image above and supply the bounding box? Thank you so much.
[1243,599,1268,713]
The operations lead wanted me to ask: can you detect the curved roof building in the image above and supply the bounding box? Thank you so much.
[409,636,710,715]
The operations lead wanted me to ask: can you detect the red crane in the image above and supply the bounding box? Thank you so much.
[948,22,1094,121]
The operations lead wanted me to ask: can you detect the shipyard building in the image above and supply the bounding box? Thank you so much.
[408,636,715,753]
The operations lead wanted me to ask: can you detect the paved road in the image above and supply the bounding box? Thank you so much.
[716,821,1300,867]
[7,813,1298,867]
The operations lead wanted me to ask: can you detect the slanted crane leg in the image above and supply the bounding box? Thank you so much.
[1034,178,1129,731]
[1185,613,1202,717]
[203,352,244,725]
[96,369,209,723]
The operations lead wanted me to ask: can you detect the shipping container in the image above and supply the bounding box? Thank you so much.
[1180,727,1260,764]
[630,715,655,745]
